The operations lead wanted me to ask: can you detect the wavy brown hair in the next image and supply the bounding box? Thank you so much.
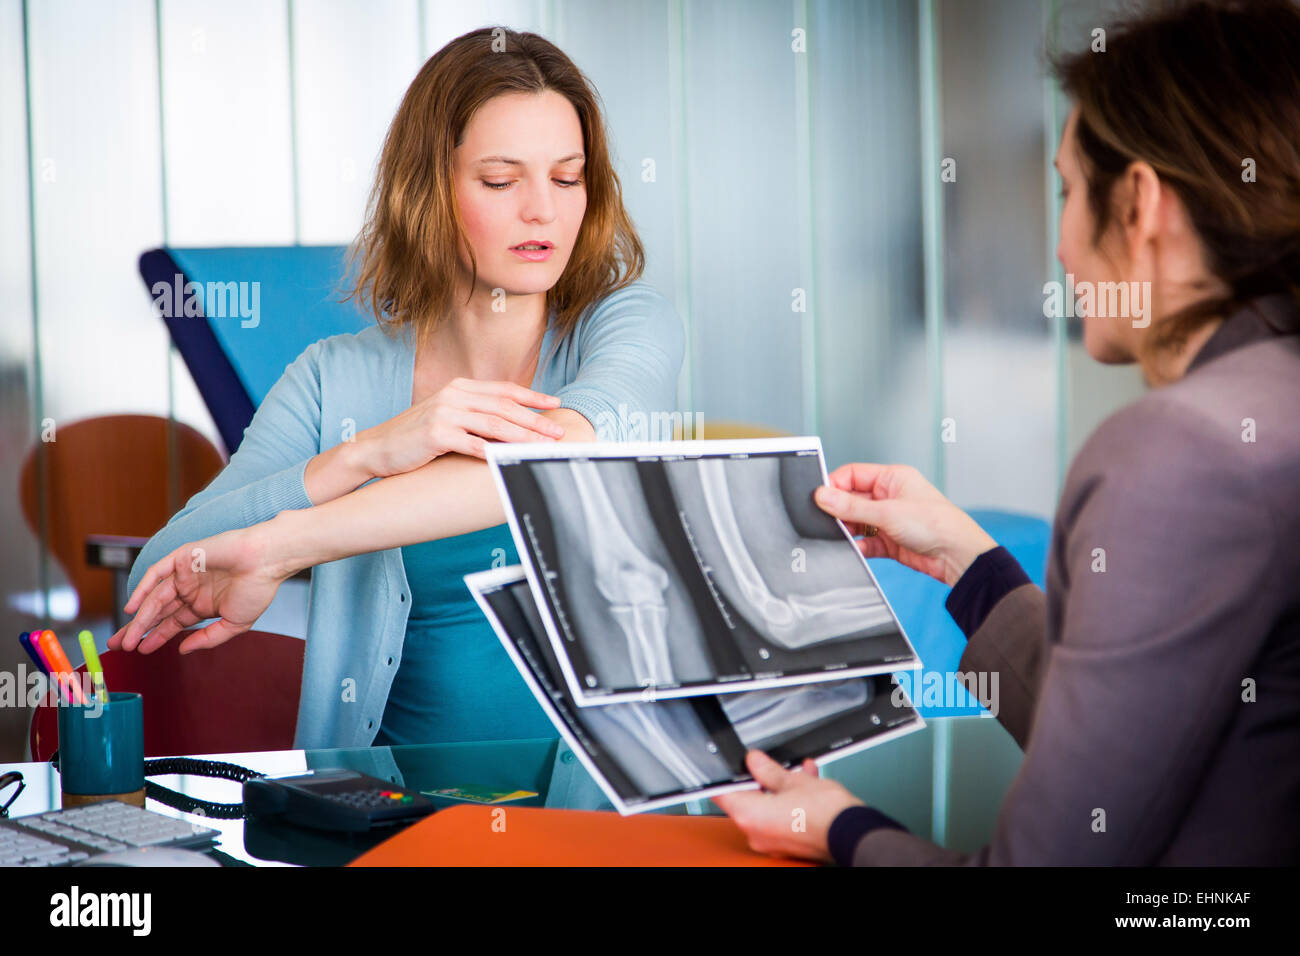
[1052,0,1300,352]
[342,27,645,346]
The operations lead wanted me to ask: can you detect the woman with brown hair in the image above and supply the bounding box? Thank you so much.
[111,28,683,758]
[718,0,1300,865]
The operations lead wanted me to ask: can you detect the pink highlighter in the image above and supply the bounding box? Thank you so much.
[36,630,88,706]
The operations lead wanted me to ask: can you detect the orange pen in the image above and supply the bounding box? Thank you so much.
[37,630,88,706]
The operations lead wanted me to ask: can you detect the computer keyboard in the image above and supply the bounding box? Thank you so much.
[0,800,220,867]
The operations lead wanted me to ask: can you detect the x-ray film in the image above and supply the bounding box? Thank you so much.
[487,437,922,705]
[465,565,925,815]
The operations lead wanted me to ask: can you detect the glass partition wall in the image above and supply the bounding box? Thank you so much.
[1,0,1148,851]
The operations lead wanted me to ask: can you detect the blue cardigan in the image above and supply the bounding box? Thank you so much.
[128,280,685,754]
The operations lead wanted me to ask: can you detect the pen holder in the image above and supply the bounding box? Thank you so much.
[55,691,145,808]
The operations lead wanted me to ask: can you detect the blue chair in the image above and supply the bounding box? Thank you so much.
[139,246,370,455]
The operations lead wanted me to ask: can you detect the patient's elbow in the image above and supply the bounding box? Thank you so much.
[545,408,597,443]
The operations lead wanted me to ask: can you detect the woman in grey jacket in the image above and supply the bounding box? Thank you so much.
[717,0,1300,865]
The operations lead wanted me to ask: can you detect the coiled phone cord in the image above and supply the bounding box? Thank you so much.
[49,750,264,820]
[143,757,266,820]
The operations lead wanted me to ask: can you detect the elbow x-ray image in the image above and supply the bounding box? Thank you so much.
[720,681,871,753]
[465,565,925,815]
[526,456,716,691]
[664,454,899,648]
[489,438,920,706]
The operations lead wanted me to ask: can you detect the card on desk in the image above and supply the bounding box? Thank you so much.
[422,786,538,805]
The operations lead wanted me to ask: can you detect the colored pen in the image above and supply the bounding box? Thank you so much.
[19,631,50,675]
[78,630,108,705]
[20,632,58,706]
[36,630,87,706]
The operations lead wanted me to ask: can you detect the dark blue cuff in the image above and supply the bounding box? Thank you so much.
[944,545,1031,639]
[827,805,908,867]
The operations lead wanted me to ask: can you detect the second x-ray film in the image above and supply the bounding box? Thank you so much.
[465,565,925,815]
[487,437,922,706]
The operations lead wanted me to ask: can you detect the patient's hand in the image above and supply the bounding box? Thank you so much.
[359,378,565,478]
[108,525,289,655]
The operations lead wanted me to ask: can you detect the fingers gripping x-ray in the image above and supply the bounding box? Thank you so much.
[698,459,891,648]
[569,460,674,687]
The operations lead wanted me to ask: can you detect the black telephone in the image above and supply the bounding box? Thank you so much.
[243,769,437,832]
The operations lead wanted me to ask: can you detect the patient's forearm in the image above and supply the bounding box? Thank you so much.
[261,408,594,577]
[267,452,504,576]
[302,440,375,506]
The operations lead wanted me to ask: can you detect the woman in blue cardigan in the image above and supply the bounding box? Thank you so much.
[110,27,683,755]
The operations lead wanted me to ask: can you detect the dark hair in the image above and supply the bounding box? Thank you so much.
[1052,0,1300,350]
[343,27,644,346]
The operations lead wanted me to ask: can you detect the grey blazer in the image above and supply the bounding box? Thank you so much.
[853,295,1300,865]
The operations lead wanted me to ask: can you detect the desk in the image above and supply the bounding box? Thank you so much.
[0,717,1022,865]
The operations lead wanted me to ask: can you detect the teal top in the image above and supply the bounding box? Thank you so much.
[375,524,556,745]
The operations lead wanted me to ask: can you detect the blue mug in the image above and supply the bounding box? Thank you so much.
[56,691,144,804]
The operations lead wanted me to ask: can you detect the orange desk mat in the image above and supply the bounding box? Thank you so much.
[347,805,813,867]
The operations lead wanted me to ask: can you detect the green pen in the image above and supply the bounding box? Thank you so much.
[78,630,108,704]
